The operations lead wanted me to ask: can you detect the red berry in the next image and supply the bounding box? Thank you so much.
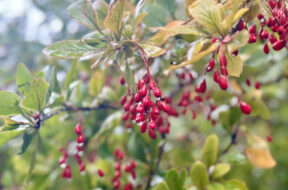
[220,66,228,76]
[120,77,126,85]
[257,13,264,20]
[137,79,145,90]
[139,85,147,97]
[142,96,151,107]
[120,95,127,105]
[194,95,203,102]
[213,70,220,83]
[255,81,261,89]
[240,101,251,115]
[149,81,156,90]
[148,129,157,139]
[159,101,169,113]
[75,123,82,135]
[62,165,72,179]
[98,169,104,177]
[130,160,136,169]
[80,162,85,173]
[246,78,251,86]
[122,112,129,121]
[135,113,145,123]
[192,111,196,120]
[153,88,162,98]
[152,107,160,115]
[259,30,269,40]
[266,136,272,142]
[248,24,257,34]
[232,50,238,56]
[273,40,285,51]
[267,17,276,27]
[248,34,257,43]
[148,120,156,129]
[136,104,144,113]
[269,34,277,44]
[115,162,121,170]
[77,134,85,144]
[218,76,228,90]
[219,54,227,67]
[263,43,270,54]
[140,122,147,133]
[114,181,120,189]
[238,20,245,31]
[206,58,215,72]
[195,79,206,93]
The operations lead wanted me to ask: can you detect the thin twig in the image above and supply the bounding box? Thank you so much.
[222,123,240,155]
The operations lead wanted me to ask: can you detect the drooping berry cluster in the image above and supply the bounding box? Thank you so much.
[120,75,178,140]
[248,0,288,53]
[112,149,139,190]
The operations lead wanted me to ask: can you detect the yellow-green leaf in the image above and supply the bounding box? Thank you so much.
[233,8,249,23]
[191,161,209,190]
[202,134,219,168]
[207,182,225,190]
[228,30,249,53]
[104,0,126,38]
[226,53,243,77]
[21,78,50,111]
[153,182,170,190]
[89,69,106,97]
[140,44,166,58]
[211,163,231,179]
[188,0,224,36]
[0,91,22,116]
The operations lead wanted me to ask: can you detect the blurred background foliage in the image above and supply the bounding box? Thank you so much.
[0,0,288,190]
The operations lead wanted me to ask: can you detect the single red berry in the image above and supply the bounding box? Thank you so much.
[148,120,156,129]
[120,77,126,85]
[122,112,129,121]
[220,66,228,76]
[211,37,218,43]
[238,20,245,31]
[266,136,272,142]
[255,81,261,89]
[120,95,127,105]
[74,153,82,164]
[219,54,227,67]
[114,181,120,189]
[218,76,228,90]
[213,70,220,83]
[206,58,215,72]
[136,104,144,113]
[232,50,238,56]
[240,101,251,115]
[115,162,121,170]
[80,162,85,173]
[263,43,270,54]
[153,88,162,98]
[139,85,148,97]
[77,134,85,144]
[269,34,277,44]
[159,101,169,113]
[152,107,160,115]
[59,156,66,167]
[75,123,82,135]
[248,34,257,43]
[195,79,206,93]
[248,24,257,34]
[62,165,72,179]
[130,160,136,169]
[140,122,147,133]
[137,79,145,90]
[149,81,156,90]
[259,30,269,40]
[267,17,276,27]
[257,13,264,20]
[246,78,251,86]
[98,169,104,177]
[135,113,145,123]
[142,96,151,107]
[124,165,131,172]
[148,129,157,139]
[192,111,197,120]
[273,40,285,51]
[194,95,203,102]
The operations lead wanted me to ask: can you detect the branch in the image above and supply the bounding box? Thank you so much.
[222,122,240,155]
[145,141,166,190]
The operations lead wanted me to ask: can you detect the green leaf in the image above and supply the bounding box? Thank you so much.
[67,0,97,30]
[169,148,194,168]
[188,0,224,36]
[89,69,106,97]
[21,78,50,111]
[45,65,61,103]
[0,91,22,116]
[190,161,209,190]
[90,45,114,69]
[17,63,32,96]
[207,182,225,190]
[127,132,147,162]
[153,182,170,190]
[66,60,78,89]
[211,163,231,179]
[18,130,34,155]
[219,107,241,131]
[104,0,126,38]
[0,128,26,147]
[202,134,219,168]
[140,44,166,58]
[224,180,248,190]
[143,5,167,27]
[156,0,176,18]
[125,61,136,94]
[43,40,96,59]
[165,169,187,190]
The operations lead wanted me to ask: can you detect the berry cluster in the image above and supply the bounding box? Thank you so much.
[120,75,178,140]
[58,123,87,180]
[248,0,288,53]
[112,149,138,190]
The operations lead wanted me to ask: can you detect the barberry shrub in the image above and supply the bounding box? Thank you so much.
[1,0,288,189]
